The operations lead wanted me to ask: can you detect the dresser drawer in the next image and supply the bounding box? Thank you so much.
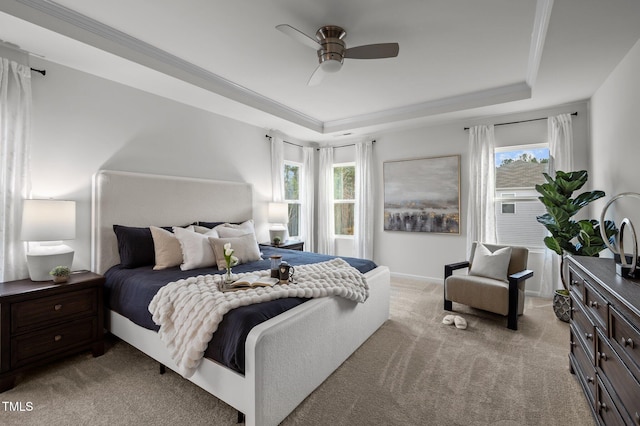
[583,281,608,330]
[596,330,640,422]
[11,288,97,334]
[568,266,586,302]
[571,294,596,358]
[610,305,640,376]
[11,317,98,368]
[596,377,627,426]
[570,325,596,403]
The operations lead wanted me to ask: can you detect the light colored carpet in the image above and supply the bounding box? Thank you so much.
[2,277,594,425]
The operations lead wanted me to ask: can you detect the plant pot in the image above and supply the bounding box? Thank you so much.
[53,275,69,284]
[553,290,571,322]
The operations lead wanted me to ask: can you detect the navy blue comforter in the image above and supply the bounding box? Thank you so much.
[104,246,376,373]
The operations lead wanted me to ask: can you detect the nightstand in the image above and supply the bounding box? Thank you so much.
[0,271,104,392]
[261,240,304,251]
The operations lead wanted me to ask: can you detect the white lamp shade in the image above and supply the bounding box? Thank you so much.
[21,199,76,241]
[268,202,289,224]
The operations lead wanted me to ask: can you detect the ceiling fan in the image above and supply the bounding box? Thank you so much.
[276,24,399,86]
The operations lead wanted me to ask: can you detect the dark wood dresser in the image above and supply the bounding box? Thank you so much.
[567,256,640,425]
[0,271,104,392]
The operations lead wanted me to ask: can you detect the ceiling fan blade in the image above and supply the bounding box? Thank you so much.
[276,24,320,50]
[307,64,326,86]
[345,43,399,59]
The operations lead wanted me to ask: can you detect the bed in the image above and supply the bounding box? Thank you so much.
[91,170,391,426]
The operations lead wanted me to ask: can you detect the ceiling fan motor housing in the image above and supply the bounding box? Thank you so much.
[316,25,346,72]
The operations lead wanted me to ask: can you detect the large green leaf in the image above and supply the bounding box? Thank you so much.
[573,191,605,209]
[544,236,563,255]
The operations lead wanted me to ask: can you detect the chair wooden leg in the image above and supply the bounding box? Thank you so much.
[444,299,452,311]
[507,309,518,330]
[507,277,518,330]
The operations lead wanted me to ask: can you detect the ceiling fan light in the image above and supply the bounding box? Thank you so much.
[320,59,342,73]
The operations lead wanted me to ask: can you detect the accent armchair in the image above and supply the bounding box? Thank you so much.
[444,242,533,330]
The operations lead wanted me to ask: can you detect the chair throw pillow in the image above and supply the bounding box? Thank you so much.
[469,243,512,282]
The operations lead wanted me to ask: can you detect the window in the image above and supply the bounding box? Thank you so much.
[283,162,301,238]
[494,144,549,247]
[333,163,355,236]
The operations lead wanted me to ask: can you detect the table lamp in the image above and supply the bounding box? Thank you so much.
[21,199,76,281]
[268,202,288,245]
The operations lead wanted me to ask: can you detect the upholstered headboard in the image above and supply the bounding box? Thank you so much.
[91,170,253,274]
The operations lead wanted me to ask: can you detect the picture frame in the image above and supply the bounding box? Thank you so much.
[383,155,460,234]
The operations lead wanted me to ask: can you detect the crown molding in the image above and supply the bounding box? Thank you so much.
[3,0,549,136]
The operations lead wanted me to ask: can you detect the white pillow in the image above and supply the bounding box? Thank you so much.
[149,226,187,270]
[173,226,217,271]
[193,224,219,237]
[215,219,256,238]
[469,243,512,282]
[209,233,262,270]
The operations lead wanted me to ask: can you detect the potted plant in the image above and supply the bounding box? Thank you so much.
[536,170,617,321]
[50,266,71,283]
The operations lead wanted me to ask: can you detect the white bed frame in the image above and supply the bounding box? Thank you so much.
[91,170,391,426]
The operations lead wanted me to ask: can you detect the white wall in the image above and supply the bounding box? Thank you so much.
[28,59,273,272]
[372,101,590,296]
[590,38,640,239]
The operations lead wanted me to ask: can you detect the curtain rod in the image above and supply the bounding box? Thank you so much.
[463,111,577,131]
[316,140,376,151]
[0,42,46,76]
[264,134,304,148]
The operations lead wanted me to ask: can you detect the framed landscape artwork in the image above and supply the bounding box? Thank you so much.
[383,155,460,234]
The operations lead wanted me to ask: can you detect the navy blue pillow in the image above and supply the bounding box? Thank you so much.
[113,225,156,268]
[197,221,226,229]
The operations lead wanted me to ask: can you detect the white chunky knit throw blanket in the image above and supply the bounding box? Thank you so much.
[148,258,369,377]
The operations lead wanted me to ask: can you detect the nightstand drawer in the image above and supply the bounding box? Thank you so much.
[11,288,97,334]
[11,317,98,368]
[568,266,586,302]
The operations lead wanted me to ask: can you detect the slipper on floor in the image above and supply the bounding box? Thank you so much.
[442,314,455,325]
[454,315,468,330]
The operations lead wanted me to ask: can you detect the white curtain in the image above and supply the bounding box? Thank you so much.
[354,140,373,259]
[317,147,335,255]
[466,125,497,257]
[540,113,574,297]
[270,133,285,202]
[300,146,314,251]
[0,57,32,281]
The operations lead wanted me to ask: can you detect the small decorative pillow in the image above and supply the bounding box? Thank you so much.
[173,226,218,271]
[150,226,190,270]
[209,233,262,270]
[469,243,512,282]
[215,219,256,238]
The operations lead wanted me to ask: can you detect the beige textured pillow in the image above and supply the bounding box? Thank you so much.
[149,226,185,270]
[173,226,217,271]
[469,243,512,282]
[209,233,262,270]
[215,219,256,238]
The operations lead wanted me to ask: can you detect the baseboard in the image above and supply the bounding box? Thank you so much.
[390,271,441,283]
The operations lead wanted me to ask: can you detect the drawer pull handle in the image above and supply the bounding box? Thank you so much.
[587,376,594,383]
[598,401,608,412]
[571,280,579,286]
[621,337,635,348]
[54,304,63,311]
[588,300,600,309]
[585,332,593,341]
[598,351,608,361]
[54,335,62,342]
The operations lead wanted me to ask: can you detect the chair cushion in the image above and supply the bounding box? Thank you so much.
[445,275,510,315]
[468,243,511,282]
